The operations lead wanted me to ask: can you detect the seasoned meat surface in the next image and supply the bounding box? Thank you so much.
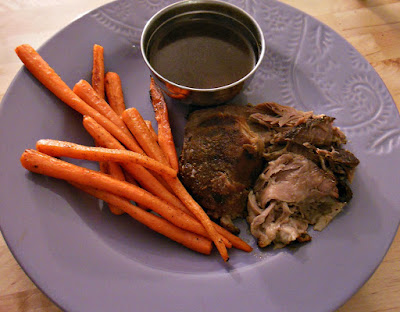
[179,105,264,233]
[179,102,359,244]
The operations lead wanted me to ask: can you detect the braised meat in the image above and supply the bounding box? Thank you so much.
[179,102,359,245]
[179,105,265,233]
[247,103,359,248]
[247,153,346,248]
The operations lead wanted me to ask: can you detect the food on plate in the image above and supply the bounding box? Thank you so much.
[122,107,170,166]
[16,43,252,261]
[105,72,126,116]
[15,44,141,153]
[35,139,178,179]
[247,103,359,248]
[144,120,159,143]
[180,102,359,247]
[149,77,180,171]
[92,44,105,99]
[73,79,134,140]
[179,104,265,233]
[82,115,187,211]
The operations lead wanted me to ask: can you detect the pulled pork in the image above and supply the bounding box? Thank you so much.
[179,102,359,247]
[247,103,359,248]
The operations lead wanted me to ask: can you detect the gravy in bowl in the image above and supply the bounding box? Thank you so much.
[147,18,256,89]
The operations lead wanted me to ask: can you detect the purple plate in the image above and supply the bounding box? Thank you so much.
[1,0,400,311]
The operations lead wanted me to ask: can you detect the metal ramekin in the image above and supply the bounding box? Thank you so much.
[141,0,265,106]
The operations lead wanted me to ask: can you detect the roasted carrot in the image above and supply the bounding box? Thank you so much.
[73,80,133,139]
[70,181,230,248]
[92,44,105,99]
[94,141,123,214]
[82,116,187,211]
[105,72,125,116]
[213,223,252,252]
[70,183,212,255]
[36,139,177,179]
[96,144,109,175]
[20,149,231,249]
[165,176,229,261]
[145,120,158,142]
[89,117,249,251]
[106,162,125,215]
[122,108,169,166]
[149,78,179,171]
[14,44,142,154]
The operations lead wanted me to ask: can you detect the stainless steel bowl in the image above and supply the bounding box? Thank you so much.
[141,0,265,106]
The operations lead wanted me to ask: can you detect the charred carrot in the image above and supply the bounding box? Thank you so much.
[36,139,177,179]
[105,72,125,116]
[92,44,105,99]
[14,44,142,154]
[71,183,212,255]
[149,78,179,171]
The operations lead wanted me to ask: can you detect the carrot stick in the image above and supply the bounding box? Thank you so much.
[213,223,252,252]
[20,149,231,249]
[106,162,125,215]
[149,78,179,171]
[70,182,212,255]
[97,147,109,175]
[85,119,249,251]
[36,139,177,179]
[123,170,139,186]
[122,108,169,166]
[165,176,229,261]
[145,120,158,142]
[95,140,123,214]
[105,72,125,116]
[92,44,105,99]
[82,116,187,211]
[73,80,133,139]
[14,44,141,154]
[160,193,251,252]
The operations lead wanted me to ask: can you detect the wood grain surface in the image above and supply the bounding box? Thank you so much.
[0,0,399,311]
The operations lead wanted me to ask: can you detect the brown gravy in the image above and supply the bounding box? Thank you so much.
[147,18,256,89]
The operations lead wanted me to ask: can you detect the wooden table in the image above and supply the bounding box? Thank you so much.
[0,0,399,311]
